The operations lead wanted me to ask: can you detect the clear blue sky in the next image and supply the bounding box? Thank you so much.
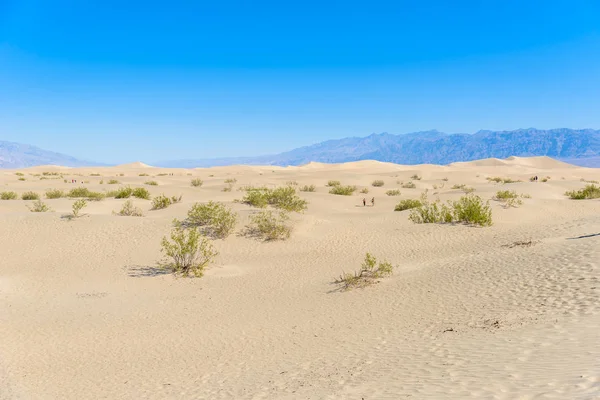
[1,1,599,164]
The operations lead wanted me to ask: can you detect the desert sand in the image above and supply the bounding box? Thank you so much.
[1,156,599,399]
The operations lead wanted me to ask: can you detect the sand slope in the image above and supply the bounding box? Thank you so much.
[1,158,599,399]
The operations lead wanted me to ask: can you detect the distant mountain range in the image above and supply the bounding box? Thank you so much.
[0,141,106,169]
[154,128,600,168]
[2,128,600,169]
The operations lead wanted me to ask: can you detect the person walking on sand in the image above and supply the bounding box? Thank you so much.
[363,198,366,207]
[371,197,375,207]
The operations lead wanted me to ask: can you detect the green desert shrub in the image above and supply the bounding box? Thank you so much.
[408,194,453,224]
[326,180,341,187]
[132,187,151,200]
[411,174,422,181]
[401,181,416,189]
[138,173,149,177]
[452,194,493,226]
[159,226,218,278]
[72,199,87,217]
[335,253,394,291]
[0,191,18,200]
[151,194,182,210]
[191,178,203,187]
[299,184,316,192]
[452,184,466,190]
[565,184,600,200]
[114,200,144,217]
[286,180,298,186]
[246,210,292,241]
[371,180,384,187]
[487,177,521,184]
[394,199,422,211]
[185,201,237,239]
[242,186,308,212]
[90,173,101,176]
[360,188,369,194]
[386,189,401,196]
[21,191,40,200]
[107,179,120,184]
[45,189,65,199]
[67,188,105,201]
[329,185,357,196]
[18,177,26,181]
[27,199,52,212]
[106,186,134,199]
[15,172,24,176]
[492,190,525,207]
[145,180,158,186]
[224,178,237,184]
[408,193,492,226]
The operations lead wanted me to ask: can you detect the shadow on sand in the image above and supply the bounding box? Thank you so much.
[125,264,171,278]
[567,232,600,240]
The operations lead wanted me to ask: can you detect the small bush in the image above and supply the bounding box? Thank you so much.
[114,200,144,217]
[487,177,521,184]
[132,187,151,200]
[565,184,600,200]
[409,193,492,226]
[224,178,237,184]
[411,174,422,180]
[90,173,101,176]
[371,180,384,187]
[106,186,134,199]
[186,201,237,239]
[299,184,316,192]
[326,180,341,187]
[151,194,182,210]
[45,189,65,199]
[21,191,40,200]
[394,199,422,211]
[452,184,466,189]
[329,185,357,196]
[15,172,24,176]
[335,253,394,291]
[191,178,203,187]
[67,187,105,201]
[108,179,120,184]
[72,199,87,217]
[401,181,416,189]
[452,194,493,226]
[1,191,19,200]
[286,180,298,186]
[145,180,158,186]
[360,188,369,194]
[386,189,401,196]
[159,226,218,277]
[99,179,104,184]
[409,194,453,224]
[246,210,292,241]
[18,177,26,181]
[242,186,308,212]
[27,199,52,212]
[139,173,149,177]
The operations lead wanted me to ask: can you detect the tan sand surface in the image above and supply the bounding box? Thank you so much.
[1,157,599,399]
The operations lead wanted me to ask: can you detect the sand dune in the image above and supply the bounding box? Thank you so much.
[1,157,599,399]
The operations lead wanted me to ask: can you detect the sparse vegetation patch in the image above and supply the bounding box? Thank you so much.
[27,199,52,212]
[565,184,600,200]
[329,185,357,196]
[371,180,384,187]
[245,210,292,241]
[334,253,395,291]
[0,191,18,200]
[21,191,40,200]
[159,226,218,277]
[394,199,422,211]
[185,201,238,238]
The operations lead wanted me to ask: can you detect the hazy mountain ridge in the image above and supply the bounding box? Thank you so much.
[2,128,600,169]
[0,140,106,168]
[155,128,600,167]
